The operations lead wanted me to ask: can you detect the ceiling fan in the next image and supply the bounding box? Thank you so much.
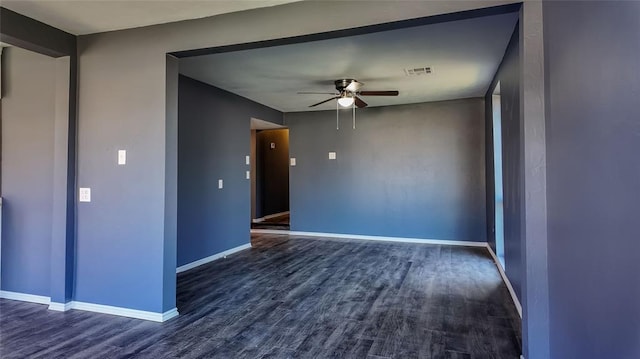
[298,79,399,108]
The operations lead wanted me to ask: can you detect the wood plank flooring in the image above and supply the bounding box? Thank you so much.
[1,234,521,358]
[251,214,290,230]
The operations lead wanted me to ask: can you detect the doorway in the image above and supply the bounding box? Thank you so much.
[250,118,290,230]
[492,83,505,268]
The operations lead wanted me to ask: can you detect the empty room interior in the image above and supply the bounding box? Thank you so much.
[1,1,638,359]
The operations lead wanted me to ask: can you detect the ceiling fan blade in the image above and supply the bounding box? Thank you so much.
[345,80,363,92]
[358,90,399,96]
[298,92,339,95]
[309,96,340,107]
[355,96,368,108]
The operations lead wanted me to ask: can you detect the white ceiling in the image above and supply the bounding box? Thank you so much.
[1,0,300,35]
[179,12,518,112]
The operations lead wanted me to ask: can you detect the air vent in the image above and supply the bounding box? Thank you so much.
[404,66,432,76]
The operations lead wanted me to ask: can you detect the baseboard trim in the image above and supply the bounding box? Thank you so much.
[252,211,290,223]
[486,244,522,318]
[176,243,252,274]
[49,301,73,312]
[71,301,179,322]
[0,290,51,305]
[250,229,487,248]
[162,307,180,322]
[54,301,178,322]
[1,291,177,322]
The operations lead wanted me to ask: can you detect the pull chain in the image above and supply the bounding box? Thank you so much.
[353,102,356,129]
[336,100,339,130]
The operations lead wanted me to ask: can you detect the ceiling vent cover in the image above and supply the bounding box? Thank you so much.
[404,66,432,76]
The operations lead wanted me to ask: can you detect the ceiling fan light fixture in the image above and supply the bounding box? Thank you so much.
[337,95,355,107]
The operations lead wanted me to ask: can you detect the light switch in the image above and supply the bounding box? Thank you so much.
[290,158,296,166]
[329,152,337,160]
[245,155,250,165]
[270,142,276,149]
[246,171,250,180]
[79,188,91,202]
[218,179,223,189]
[118,150,126,165]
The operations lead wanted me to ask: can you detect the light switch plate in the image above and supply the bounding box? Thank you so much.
[329,152,337,160]
[79,188,91,202]
[270,142,276,149]
[118,150,126,165]
[218,179,223,189]
[245,155,250,165]
[290,158,296,166]
[246,171,250,179]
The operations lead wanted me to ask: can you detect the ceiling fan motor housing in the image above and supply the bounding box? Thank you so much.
[335,79,357,93]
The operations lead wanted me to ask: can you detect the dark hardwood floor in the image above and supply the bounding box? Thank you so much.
[1,234,521,358]
[251,214,290,230]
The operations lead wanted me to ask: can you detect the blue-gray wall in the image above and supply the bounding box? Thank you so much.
[164,55,179,311]
[544,2,640,358]
[1,6,77,306]
[256,129,289,218]
[4,3,560,334]
[0,47,56,296]
[177,76,282,267]
[486,24,522,301]
[286,99,486,241]
[72,0,526,317]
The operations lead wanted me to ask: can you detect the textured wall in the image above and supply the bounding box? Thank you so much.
[544,1,640,358]
[286,99,486,241]
[486,24,522,301]
[0,47,56,296]
[256,129,289,218]
[177,76,282,267]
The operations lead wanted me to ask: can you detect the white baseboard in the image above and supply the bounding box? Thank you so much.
[250,229,487,248]
[1,291,177,322]
[161,308,180,322]
[176,243,252,273]
[486,244,522,318]
[250,229,290,235]
[252,211,290,223]
[0,290,51,305]
[70,301,179,322]
[49,301,73,311]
